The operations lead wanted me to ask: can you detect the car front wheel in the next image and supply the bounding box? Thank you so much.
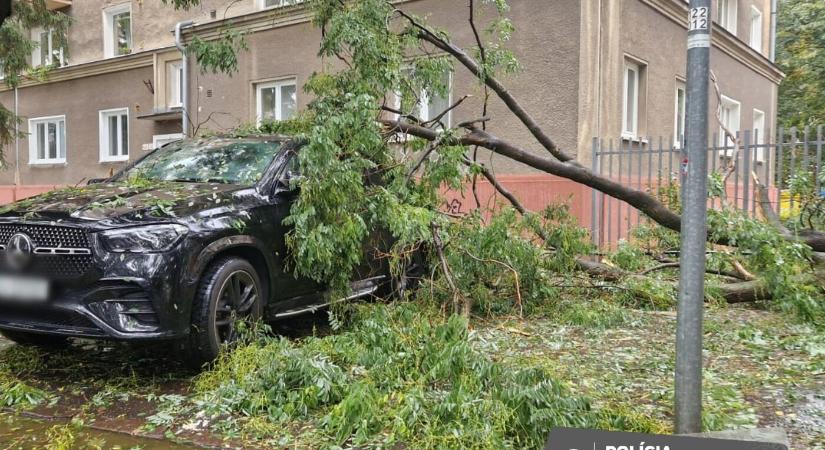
[185,256,263,367]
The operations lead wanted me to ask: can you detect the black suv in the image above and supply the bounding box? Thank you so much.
[0,136,404,365]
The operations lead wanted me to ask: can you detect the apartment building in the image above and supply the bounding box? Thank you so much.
[0,0,782,210]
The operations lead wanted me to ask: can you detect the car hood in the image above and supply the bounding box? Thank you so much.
[0,182,251,226]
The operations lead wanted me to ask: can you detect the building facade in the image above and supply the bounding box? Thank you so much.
[0,0,782,212]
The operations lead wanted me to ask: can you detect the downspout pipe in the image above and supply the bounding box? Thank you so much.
[769,0,777,62]
[175,20,195,137]
[14,86,19,187]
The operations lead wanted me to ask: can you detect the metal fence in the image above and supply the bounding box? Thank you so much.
[587,126,823,248]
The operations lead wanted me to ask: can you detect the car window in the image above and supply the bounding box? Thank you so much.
[115,139,281,185]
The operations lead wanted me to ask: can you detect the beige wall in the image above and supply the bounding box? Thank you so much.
[0,0,782,186]
[0,66,180,185]
[577,0,779,163]
[189,0,583,175]
[60,0,260,66]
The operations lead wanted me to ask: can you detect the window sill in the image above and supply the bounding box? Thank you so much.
[620,134,649,145]
[29,161,67,167]
[99,157,129,164]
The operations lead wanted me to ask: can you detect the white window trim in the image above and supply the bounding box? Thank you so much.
[31,27,64,68]
[255,78,297,125]
[752,108,766,162]
[674,83,686,148]
[622,61,640,139]
[99,107,130,163]
[167,60,183,108]
[750,6,763,52]
[28,115,67,165]
[718,0,738,34]
[718,95,741,153]
[102,3,132,59]
[257,0,303,10]
[153,133,184,149]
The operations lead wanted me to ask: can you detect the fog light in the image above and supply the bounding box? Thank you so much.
[88,299,159,333]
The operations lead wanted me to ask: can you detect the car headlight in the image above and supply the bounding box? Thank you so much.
[99,224,188,253]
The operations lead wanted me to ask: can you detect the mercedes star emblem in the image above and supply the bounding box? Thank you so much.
[6,233,34,271]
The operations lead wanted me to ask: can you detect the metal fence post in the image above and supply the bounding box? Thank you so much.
[742,130,752,216]
[591,138,601,250]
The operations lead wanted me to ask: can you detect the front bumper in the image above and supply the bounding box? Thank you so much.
[0,241,198,340]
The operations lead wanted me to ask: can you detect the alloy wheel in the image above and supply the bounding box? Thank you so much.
[213,270,259,344]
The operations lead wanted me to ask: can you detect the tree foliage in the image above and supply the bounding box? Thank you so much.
[0,0,71,154]
[777,0,825,128]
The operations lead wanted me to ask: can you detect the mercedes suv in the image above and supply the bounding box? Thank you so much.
[0,136,407,365]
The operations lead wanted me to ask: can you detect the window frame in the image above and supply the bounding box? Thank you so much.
[750,5,763,52]
[152,133,184,149]
[28,115,67,165]
[103,3,132,59]
[717,0,738,34]
[31,27,65,68]
[166,60,183,108]
[752,108,766,161]
[390,68,454,129]
[674,82,686,148]
[622,61,640,139]
[257,0,303,10]
[99,107,130,163]
[718,95,741,151]
[255,78,298,125]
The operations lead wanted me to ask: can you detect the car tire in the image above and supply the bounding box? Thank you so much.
[384,249,427,300]
[185,257,263,368]
[0,329,69,349]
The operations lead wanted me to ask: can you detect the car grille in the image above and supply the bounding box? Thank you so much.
[0,224,89,249]
[0,224,94,280]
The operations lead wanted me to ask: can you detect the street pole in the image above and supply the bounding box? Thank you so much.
[676,0,711,434]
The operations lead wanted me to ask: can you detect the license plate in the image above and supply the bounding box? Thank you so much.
[0,275,50,303]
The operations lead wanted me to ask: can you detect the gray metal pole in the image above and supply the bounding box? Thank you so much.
[175,20,195,137]
[676,0,711,434]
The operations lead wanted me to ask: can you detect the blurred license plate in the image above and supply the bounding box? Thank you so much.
[0,275,50,302]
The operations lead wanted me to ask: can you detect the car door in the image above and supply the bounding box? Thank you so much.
[258,148,325,316]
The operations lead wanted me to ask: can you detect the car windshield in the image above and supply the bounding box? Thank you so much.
[114,139,281,185]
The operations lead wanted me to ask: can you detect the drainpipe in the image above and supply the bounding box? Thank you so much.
[769,0,777,62]
[175,20,194,137]
[14,86,19,187]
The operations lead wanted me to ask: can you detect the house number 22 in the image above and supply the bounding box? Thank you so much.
[689,7,709,31]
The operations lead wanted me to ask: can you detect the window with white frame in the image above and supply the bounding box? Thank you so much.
[622,60,643,138]
[258,0,303,10]
[99,108,129,162]
[103,4,132,58]
[717,0,737,34]
[719,96,741,151]
[256,79,297,124]
[166,60,183,108]
[31,27,65,68]
[750,6,763,52]
[29,116,66,164]
[153,133,184,149]
[753,108,766,161]
[674,83,686,147]
[392,69,453,129]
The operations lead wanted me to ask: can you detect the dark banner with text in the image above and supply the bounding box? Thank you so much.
[546,428,788,450]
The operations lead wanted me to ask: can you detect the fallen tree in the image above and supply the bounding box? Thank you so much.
[289,0,824,322]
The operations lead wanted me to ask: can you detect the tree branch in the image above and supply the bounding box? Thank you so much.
[392,6,578,165]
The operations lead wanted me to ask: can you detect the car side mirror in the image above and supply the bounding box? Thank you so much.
[87,178,108,185]
[274,170,301,195]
